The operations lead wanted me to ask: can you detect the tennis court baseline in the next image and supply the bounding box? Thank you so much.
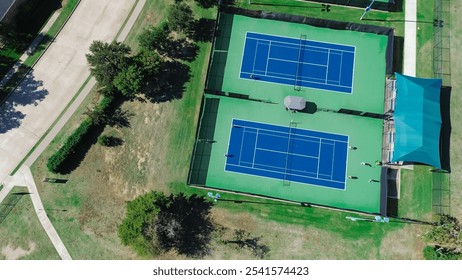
[240,32,355,94]
[225,119,349,189]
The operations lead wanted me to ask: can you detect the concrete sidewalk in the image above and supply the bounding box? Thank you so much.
[0,0,136,189]
[403,0,417,76]
[21,166,72,260]
[0,0,146,260]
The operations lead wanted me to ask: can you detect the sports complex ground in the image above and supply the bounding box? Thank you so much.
[189,11,391,214]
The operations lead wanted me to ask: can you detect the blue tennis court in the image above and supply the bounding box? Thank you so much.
[225,119,349,189]
[240,32,355,94]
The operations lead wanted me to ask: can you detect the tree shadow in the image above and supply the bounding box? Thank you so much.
[224,229,270,259]
[164,38,199,62]
[144,60,191,103]
[195,0,217,9]
[0,70,48,133]
[100,135,124,147]
[106,108,134,128]
[154,193,215,258]
[188,18,216,43]
[26,34,54,56]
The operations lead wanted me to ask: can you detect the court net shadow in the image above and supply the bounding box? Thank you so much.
[188,97,220,185]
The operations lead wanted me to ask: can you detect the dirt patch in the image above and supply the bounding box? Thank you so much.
[1,242,36,260]
[379,224,426,259]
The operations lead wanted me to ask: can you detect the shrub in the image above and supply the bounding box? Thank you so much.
[423,246,460,260]
[46,118,93,173]
[98,135,112,146]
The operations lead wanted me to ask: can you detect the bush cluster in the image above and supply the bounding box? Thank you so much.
[46,118,93,173]
[46,95,114,173]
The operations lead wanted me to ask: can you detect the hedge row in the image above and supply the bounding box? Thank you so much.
[46,95,114,173]
[46,118,92,173]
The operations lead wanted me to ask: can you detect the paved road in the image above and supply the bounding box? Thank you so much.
[0,0,146,259]
[403,0,417,76]
[0,0,136,185]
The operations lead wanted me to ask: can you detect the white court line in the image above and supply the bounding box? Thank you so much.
[265,41,271,75]
[246,36,355,53]
[246,31,357,48]
[237,127,246,166]
[239,160,318,176]
[268,57,328,68]
[227,163,345,184]
[233,119,349,142]
[253,68,325,82]
[339,52,344,85]
[316,138,322,178]
[251,41,259,75]
[233,123,346,183]
[269,42,330,55]
[246,127,336,144]
[252,129,259,168]
[325,49,331,83]
[330,141,336,179]
[256,147,319,159]
[242,70,352,89]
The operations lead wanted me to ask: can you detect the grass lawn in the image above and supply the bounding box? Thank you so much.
[27,0,439,259]
[448,0,462,221]
[0,187,60,260]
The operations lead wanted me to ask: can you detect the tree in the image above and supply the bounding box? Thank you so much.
[424,214,462,253]
[153,193,214,257]
[118,191,168,256]
[86,41,131,94]
[118,192,215,257]
[135,50,162,76]
[167,3,194,33]
[114,64,144,98]
[138,23,171,54]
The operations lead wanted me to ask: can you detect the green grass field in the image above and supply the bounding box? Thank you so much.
[0,187,60,260]
[447,0,462,221]
[22,0,458,260]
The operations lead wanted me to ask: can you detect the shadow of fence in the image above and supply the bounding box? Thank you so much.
[0,192,28,224]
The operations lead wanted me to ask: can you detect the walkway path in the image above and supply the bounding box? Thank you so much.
[0,0,146,259]
[403,0,417,76]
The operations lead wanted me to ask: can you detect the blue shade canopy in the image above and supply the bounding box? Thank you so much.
[392,73,442,168]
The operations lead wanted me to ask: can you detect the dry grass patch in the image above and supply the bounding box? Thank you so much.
[379,224,427,259]
[1,242,36,260]
[0,187,59,260]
